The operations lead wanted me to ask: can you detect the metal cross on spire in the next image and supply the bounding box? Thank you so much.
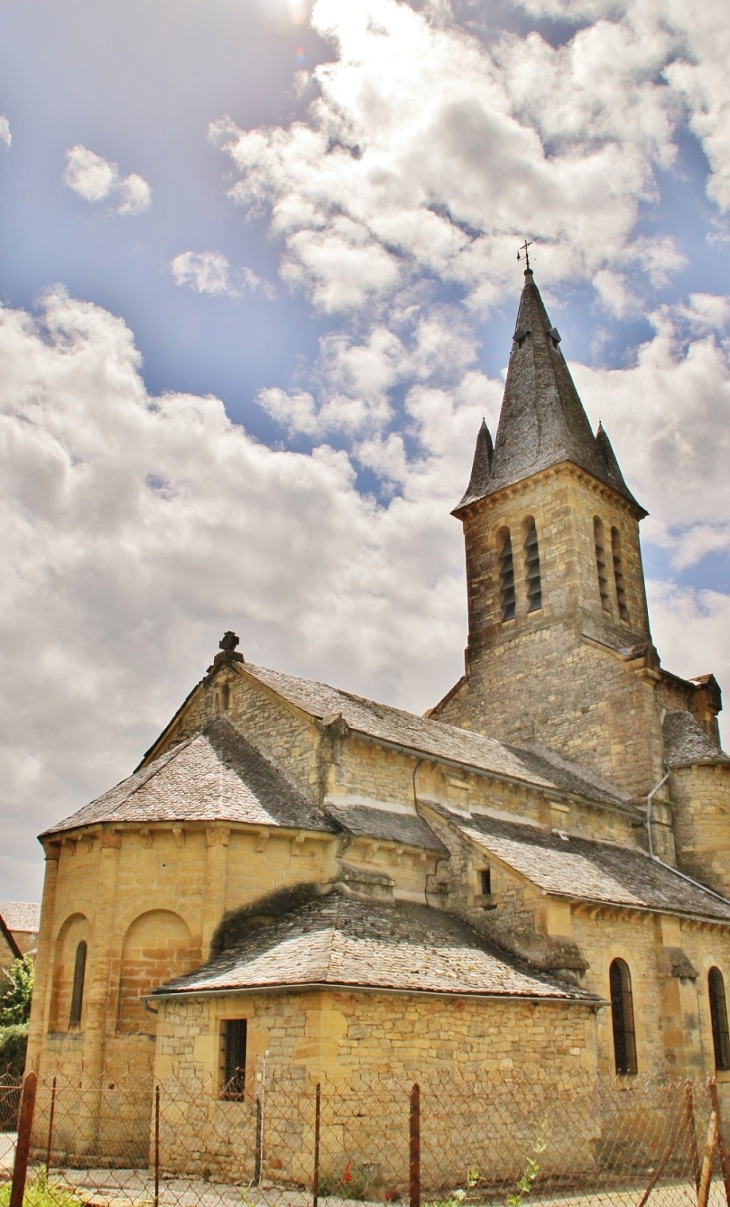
[517,239,533,271]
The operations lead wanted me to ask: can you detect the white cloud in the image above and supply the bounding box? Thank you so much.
[116,172,152,216]
[170,250,269,298]
[0,287,478,897]
[209,0,691,324]
[517,0,730,215]
[0,116,11,148]
[63,144,151,215]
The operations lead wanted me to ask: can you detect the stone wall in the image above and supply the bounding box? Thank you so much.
[153,987,598,1188]
[434,465,666,797]
[671,764,730,897]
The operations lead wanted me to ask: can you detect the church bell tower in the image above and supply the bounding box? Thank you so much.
[432,267,665,797]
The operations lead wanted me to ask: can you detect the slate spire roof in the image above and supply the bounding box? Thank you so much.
[455,270,645,515]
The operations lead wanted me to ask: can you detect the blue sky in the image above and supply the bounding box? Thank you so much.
[2,0,730,898]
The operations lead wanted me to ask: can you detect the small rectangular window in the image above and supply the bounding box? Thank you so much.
[222,1019,247,1100]
[480,868,492,895]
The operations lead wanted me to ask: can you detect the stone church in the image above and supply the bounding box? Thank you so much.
[26,269,730,1125]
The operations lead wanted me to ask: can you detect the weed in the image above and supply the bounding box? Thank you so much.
[506,1115,548,1207]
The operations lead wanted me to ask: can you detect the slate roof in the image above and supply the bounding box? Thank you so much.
[0,902,41,934]
[153,889,597,1001]
[663,710,730,768]
[438,809,730,922]
[454,271,644,515]
[242,663,632,808]
[42,718,336,837]
[325,803,447,853]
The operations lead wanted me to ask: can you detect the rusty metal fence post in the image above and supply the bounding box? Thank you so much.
[45,1074,57,1174]
[409,1083,420,1207]
[154,1083,161,1207]
[709,1076,730,1207]
[9,1070,37,1207]
[313,1082,321,1207]
[686,1080,701,1193]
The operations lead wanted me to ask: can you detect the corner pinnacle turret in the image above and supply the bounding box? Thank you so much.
[455,269,645,516]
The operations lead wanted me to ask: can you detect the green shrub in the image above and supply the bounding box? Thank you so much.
[0,1022,28,1077]
[0,957,34,1027]
[0,1168,82,1207]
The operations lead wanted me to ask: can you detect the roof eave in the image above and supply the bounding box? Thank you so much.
[146,980,601,1006]
[451,460,648,522]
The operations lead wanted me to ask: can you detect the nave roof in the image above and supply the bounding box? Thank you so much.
[240,661,633,809]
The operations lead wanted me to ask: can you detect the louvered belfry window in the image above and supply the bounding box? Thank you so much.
[524,517,542,612]
[609,958,638,1075]
[709,968,730,1071]
[594,517,611,612]
[497,529,516,622]
[69,940,87,1028]
[611,527,630,622]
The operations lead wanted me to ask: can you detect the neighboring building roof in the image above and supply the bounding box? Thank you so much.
[41,718,336,837]
[153,889,598,1002]
[454,271,644,516]
[0,902,41,934]
[438,809,730,923]
[242,662,632,808]
[325,803,447,853]
[663,710,730,768]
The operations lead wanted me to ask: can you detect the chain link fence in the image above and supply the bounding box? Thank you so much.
[2,1064,730,1207]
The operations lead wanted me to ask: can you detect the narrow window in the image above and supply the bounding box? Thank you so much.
[480,868,492,896]
[594,518,611,613]
[222,1019,247,1100]
[609,958,637,1075]
[497,529,516,622]
[709,968,730,1071]
[611,527,630,623]
[69,940,87,1028]
[523,517,542,613]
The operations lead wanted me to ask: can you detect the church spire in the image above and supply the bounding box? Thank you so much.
[455,269,645,516]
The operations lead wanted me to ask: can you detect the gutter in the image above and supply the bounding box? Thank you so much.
[143,980,604,1008]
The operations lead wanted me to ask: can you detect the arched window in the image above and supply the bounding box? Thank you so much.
[594,518,611,613]
[523,518,542,613]
[497,528,516,622]
[609,958,637,1075]
[611,527,630,623]
[69,940,87,1028]
[709,968,730,1071]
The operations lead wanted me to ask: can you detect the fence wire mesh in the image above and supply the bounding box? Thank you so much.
[2,1066,730,1207]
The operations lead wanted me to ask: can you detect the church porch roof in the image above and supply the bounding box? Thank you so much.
[151,889,598,1002]
[431,808,730,923]
[40,717,336,837]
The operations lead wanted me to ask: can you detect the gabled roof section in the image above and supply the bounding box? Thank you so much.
[454,271,645,516]
[241,662,632,808]
[41,717,335,837]
[153,889,598,1001]
[437,809,730,923]
[663,710,730,768]
[0,902,41,934]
